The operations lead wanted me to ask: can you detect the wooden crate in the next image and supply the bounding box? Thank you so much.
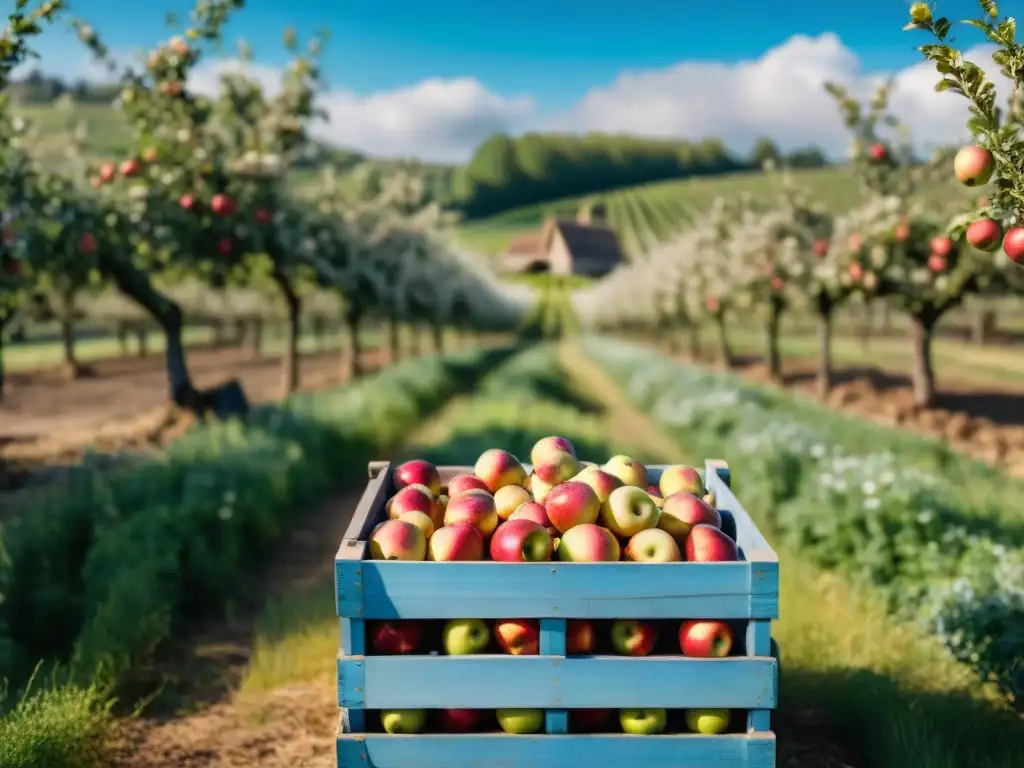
[335,460,779,768]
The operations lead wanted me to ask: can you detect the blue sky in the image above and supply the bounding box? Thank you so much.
[22,0,995,162]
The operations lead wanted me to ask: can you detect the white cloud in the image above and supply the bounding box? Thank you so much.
[29,33,1014,163]
[548,33,1007,159]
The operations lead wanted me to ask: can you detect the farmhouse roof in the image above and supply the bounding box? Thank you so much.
[544,218,624,264]
[503,232,542,256]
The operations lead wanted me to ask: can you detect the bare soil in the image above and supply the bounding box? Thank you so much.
[718,353,1024,478]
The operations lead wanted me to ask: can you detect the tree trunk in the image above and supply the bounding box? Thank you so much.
[312,315,327,350]
[713,313,734,369]
[136,328,148,358]
[116,321,129,355]
[273,271,301,397]
[687,323,702,361]
[247,317,264,358]
[910,312,938,408]
[858,303,872,352]
[344,305,363,380]
[97,251,248,417]
[432,322,445,354]
[59,312,81,379]
[970,309,995,345]
[387,315,401,363]
[766,296,784,384]
[815,295,834,401]
[0,313,7,405]
[232,318,247,347]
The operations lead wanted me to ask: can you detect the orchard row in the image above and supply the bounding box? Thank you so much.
[573,1,1024,410]
[0,0,532,407]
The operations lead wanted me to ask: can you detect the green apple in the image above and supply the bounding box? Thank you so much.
[601,485,661,538]
[442,618,490,655]
[619,708,667,735]
[685,708,730,735]
[496,708,545,734]
[380,708,426,734]
[602,455,648,488]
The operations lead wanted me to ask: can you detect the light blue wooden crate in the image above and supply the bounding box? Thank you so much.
[335,460,779,768]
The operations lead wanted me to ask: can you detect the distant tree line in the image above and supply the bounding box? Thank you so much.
[8,69,121,104]
[449,133,830,219]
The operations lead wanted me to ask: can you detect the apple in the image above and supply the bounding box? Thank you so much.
[494,484,531,521]
[953,144,995,187]
[398,510,434,540]
[394,459,441,496]
[930,236,953,258]
[253,207,272,225]
[530,436,580,485]
[119,158,140,177]
[438,709,482,733]
[99,163,116,182]
[559,524,620,562]
[1005,227,1024,265]
[927,253,947,273]
[388,484,435,519]
[611,619,658,656]
[545,481,600,533]
[179,193,196,211]
[574,465,623,504]
[812,239,829,257]
[602,455,648,488]
[369,621,422,654]
[659,492,721,541]
[369,519,426,561]
[443,618,490,655]
[494,619,539,655]
[497,708,544,734]
[509,501,557,535]
[685,524,739,562]
[77,233,98,255]
[430,494,449,528]
[703,490,717,508]
[447,473,489,497]
[216,237,233,256]
[141,147,158,163]
[566,619,595,654]
[966,217,1002,252]
[848,233,863,252]
[601,485,660,538]
[429,523,485,561]
[868,143,888,162]
[685,708,730,735]
[894,220,910,241]
[571,708,613,731]
[474,449,527,492]
[530,473,555,503]
[380,709,426,734]
[490,519,553,562]
[679,620,734,657]
[444,493,499,537]
[658,465,705,498]
[210,193,236,217]
[625,528,682,562]
[619,708,667,735]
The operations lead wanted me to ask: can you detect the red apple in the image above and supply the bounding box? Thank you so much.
[659,492,721,541]
[685,524,739,562]
[394,459,441,496]
[509,501,557,535]
[253,207,272,225]
[216,237,233,256]
[179,193,196,211]
[370,621,422,654]
[868,143,888,162]
[119,158,140,177]
[438,709,482,733]
[495,619,539,655]
[848,262,863,281]
[444,492,499,537]
[927,253,947,273]
[388,485,435,520]
[566,619,595,654]
[571,709,613,731]
[679,620,734,657]
[966,217,1002,252]
[1004,227,1024,265]
[530,435,580,485]
[610,619,658,656]
[770,276,784,292]
[558,523,620,562]
[429,523,484,561]
[211,193,236,217]
[930,236,953,258]
[369,519,426,561]
[490,519,553,562]
[447,473,490,497]
[812,239,829,257]
[894,221,910,242]
[99,163,116,182]
[848,233,863,253]
[544,481,600,533]
[474,449,527,492]
[953,144,995,187]
[77,232,98,255]
[573,466,623,504]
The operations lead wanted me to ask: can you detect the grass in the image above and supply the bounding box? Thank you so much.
[0,684,112,768]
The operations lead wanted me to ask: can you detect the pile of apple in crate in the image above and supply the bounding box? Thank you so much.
[364,436,756,739]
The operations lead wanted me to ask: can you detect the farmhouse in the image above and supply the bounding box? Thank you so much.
[499,204,625,278]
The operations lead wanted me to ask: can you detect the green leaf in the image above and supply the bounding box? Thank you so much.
[935,78,960,92]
